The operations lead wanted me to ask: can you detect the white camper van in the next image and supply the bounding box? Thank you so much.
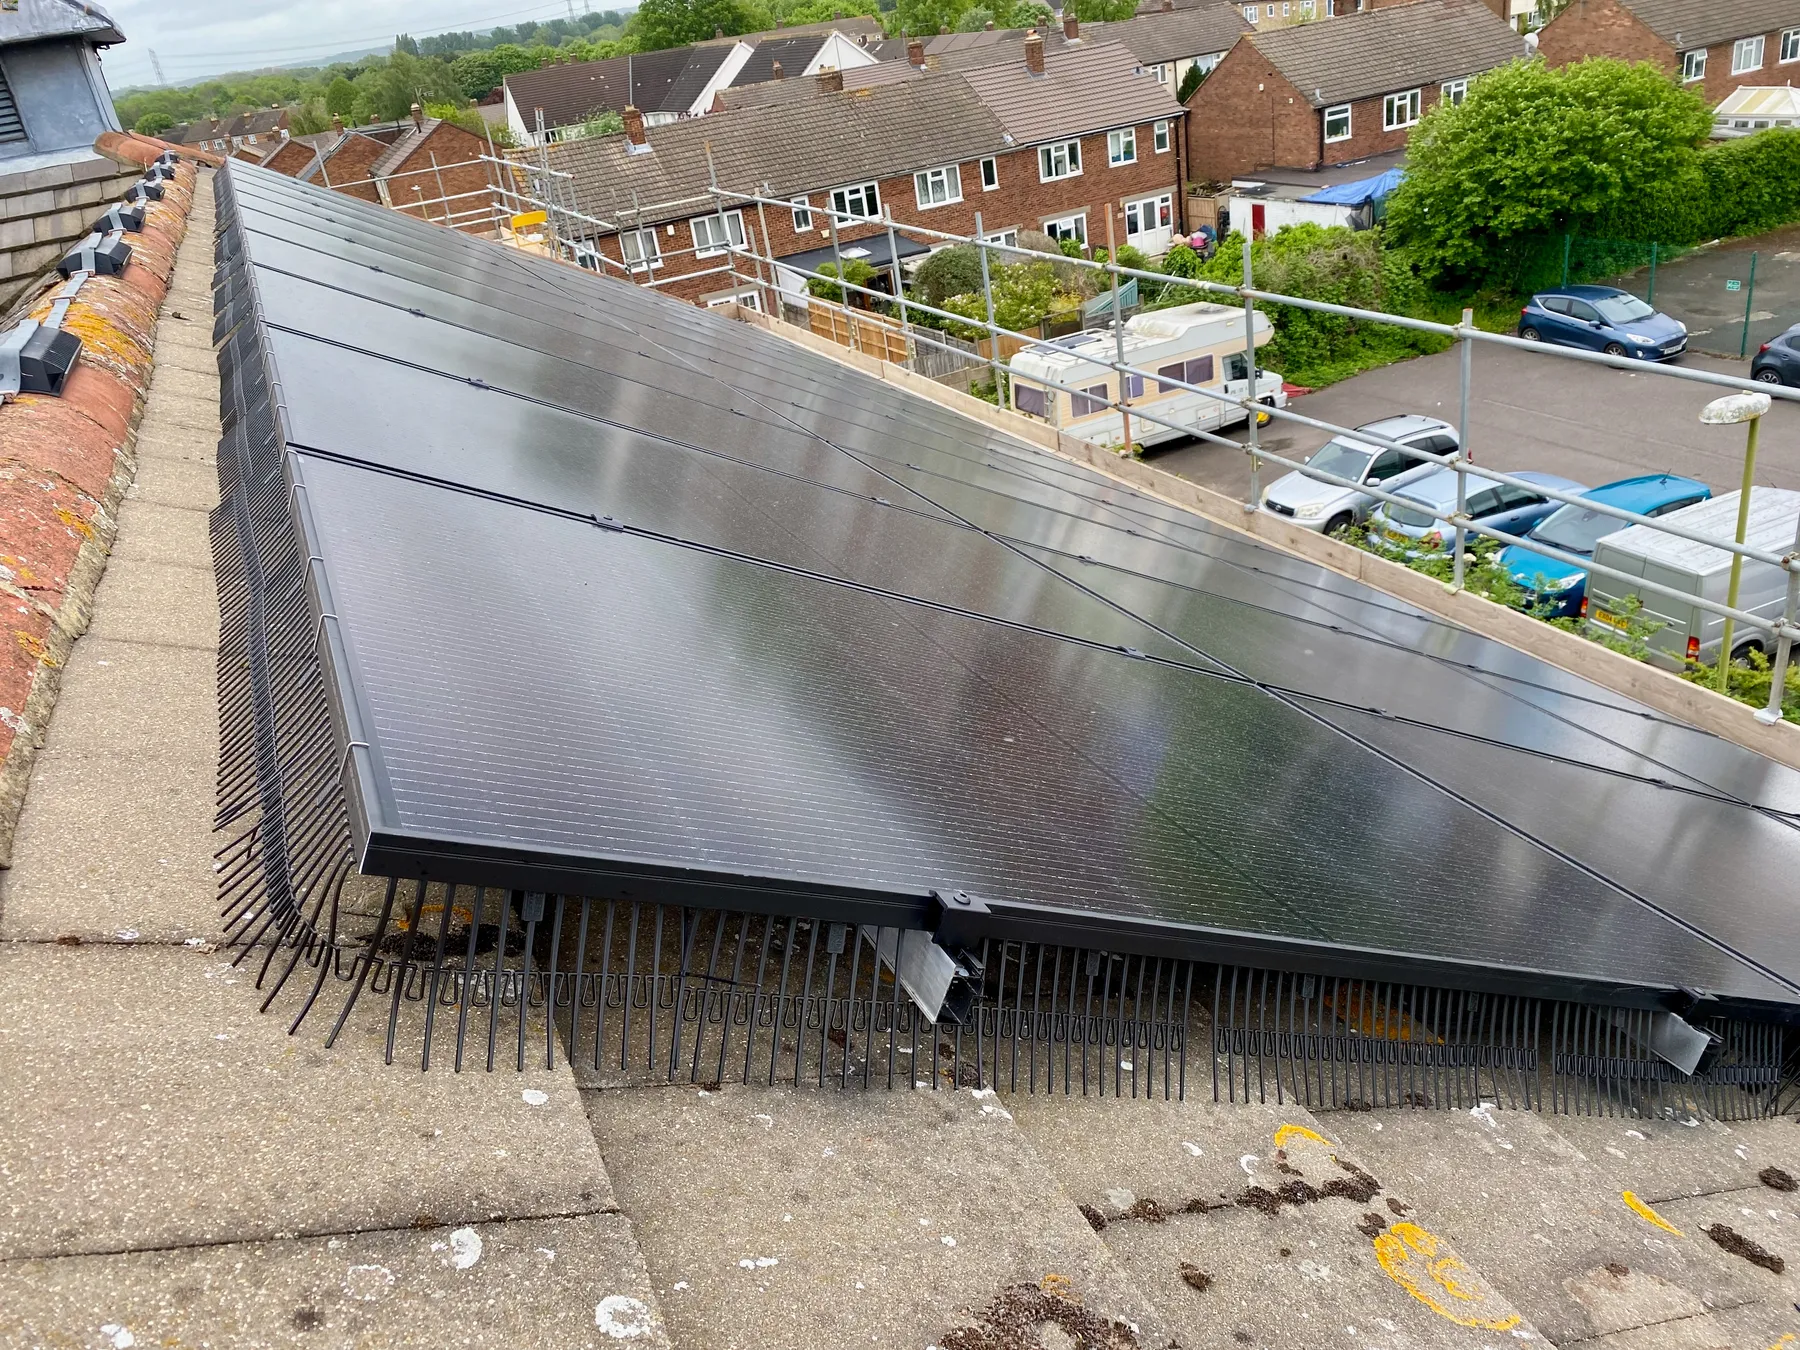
[1004,302,1285,452]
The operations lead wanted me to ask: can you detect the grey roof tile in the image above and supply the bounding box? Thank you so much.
[1611,0,1798,51]
[730,33,828,85]
[1248,0,1526,107]
[368,119,441,179]
[958,40,1183,144]
[506,46,723,125]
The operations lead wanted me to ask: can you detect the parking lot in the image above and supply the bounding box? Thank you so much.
[1153,338,1800,505]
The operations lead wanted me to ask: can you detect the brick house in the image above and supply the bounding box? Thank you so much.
[167,107,290,154]
[1537,0,1799,107]
[1184,0,1525,181]
[540,39,1185,310]
[266,109,501,233]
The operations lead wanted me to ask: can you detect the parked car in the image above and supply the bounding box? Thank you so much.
[1518,286,1688,361]
[1259,415,1455,535]
[1367,468,1584,557]
[1498,473,1712,617]
[1587,489,1800,667]
[1752,323,1800,386]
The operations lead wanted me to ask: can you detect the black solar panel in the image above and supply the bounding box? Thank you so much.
[213,162,1800,1035]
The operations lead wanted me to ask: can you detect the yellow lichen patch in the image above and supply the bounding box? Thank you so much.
[55,507,94,540]
[1373,1221,1521,1331]
[1622,1191,1683,1236]
[15,631,56,667]
[1038,1273,1075,1302]
[1273,1124,1329,1151]
[54,306,152,378]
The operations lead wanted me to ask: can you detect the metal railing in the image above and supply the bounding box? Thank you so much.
[489,171,1800,728]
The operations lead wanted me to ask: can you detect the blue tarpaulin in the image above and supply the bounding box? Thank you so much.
[1299,167,1405,206]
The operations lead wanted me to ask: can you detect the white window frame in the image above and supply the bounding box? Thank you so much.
[620,228,662,274]
[980,156,999,190]
[1733,34,1765,74]
[1242,3,1256,19]
[982,227,1019,248]
[1323,104,1352,142]
[913,163,963,209]
[1042,212,1087,245]
[1680,48,1706,82]
[1782,27,1800,63]
[790,196,813,232]
[1265,4,1275,16]
[690,209,747,258]
[1383,88,1421,130]
[829,180,882,221]
[1440,78,1468,106]
[704,287,762,312]
[1152,119,1171,153]
[1038,139,1082,181]
[1107,127,1137,166]
[1300,0,1313,12]
[1153,62,1172,86]
[1123,193,1173,239]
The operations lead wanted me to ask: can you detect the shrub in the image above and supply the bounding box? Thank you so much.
[912,245,985,309]
[807,258,883,307]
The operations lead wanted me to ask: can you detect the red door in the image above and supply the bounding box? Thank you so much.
[1251,203,1266,238]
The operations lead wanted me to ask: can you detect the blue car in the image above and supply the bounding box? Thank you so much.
[1518,286,1688,361]
[1500,473,1712,617]
[1368,467,1583,556]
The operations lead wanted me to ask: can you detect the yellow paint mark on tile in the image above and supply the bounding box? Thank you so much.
[1374,1221,1521,1331]
[1273,1124,1329,1151]
[1622,1191,1683,1236]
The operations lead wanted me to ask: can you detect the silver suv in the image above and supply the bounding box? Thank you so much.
[1259,415,1458,535]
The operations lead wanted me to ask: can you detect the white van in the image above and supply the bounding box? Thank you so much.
[1004,302,1286,452]
[1586,488,1800,667]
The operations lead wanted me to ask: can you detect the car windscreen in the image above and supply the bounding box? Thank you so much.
[1527,502,1625,555]
[1306,439,1372,481]
[1385,499,1441,530]
[1593,294,1655,325]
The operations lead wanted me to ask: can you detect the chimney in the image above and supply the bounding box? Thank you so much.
[622,104,647,147]
[1024,29,1045,75]
[772,59,785,78]
[907,37,925,66]
[331,114,344,135]
[817,65,844,93]
[938,23,949,33]
[410,102,424,132]
[714,25,725,37]
[984,19,995,28]
[1161,0,1173,10]
[1063,13,1079,39]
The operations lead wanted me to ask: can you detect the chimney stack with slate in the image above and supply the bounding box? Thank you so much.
[410,102,424,132]
[1024,30,1045,75]
[907,37,925,66]
[817,65,844,93]
[622,104,646,147]
[772,59,785,77]
[1063,13,1079,39]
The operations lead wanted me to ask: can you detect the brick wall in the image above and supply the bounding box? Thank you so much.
[386,124,499,234]
[1318,83,1453,167]
[262,140,317,178]
[1539,1,1796,105]
[587,118,1184,307]
[1691,25,1800,105]
[317,134,394,204]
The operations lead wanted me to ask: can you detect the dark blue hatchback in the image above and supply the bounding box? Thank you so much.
[1518,286,1688,361]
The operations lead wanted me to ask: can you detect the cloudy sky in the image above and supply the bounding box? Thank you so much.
[99,0,589,89]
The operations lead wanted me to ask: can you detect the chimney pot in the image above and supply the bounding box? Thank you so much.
[984,19,995,27]
[907,37,925,66]
[1161,0,1174,10]
[772,59,785,78]
[1063,13,1079,39]
[817,65,844,93]
[938,23,949,33]
[622,104,647,147]
[714,25,725,37]
[331,114,344,135]
[410,102,424,132]
[1024,29,1045,75]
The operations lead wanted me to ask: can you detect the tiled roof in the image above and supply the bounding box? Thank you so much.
[298,121,409,182]
[1609,0,1797,50]
[368,119,442,178]
[730,33,828,85]
[1248,0,1526,107]
[0,0,122,47]
[505,45,722,124]
[542,74,1009,229]
[1101,4,1251,65]
[958,40,1183,144]
[223,109,288,138]
[713,58,923,111]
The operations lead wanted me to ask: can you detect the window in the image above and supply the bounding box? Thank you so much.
[1108,128,1136,165]
[691,209,747,257]
[980,156,999,190]
[620,228,661,274]
[1300,0,1313,12]
[1242,4,1256,20]
[829,181,881,220]
[1783,27,1800,62]
[1043,212,1087,245]
[790,196,813,231]
[1153,62,1172,86]
[1566,299,1601,323]
[1733,34,1765,74]
[1156,355,1214,392]
[1440,78,1468,106]
[1265,4,1275,16]
[1323,104,1351,142]
[1466,486,1503,517]
[1680,48,1706,82]
[1071,383,1110,417]
[1383,89,1421,130]
[1282,2,1290,14]
[1124,194,1173,238]
[982,227,1019,248]
[1124,373,1145,398]
[704,289,761,312]
[1153,120,1171,153]
[1014,383,1049,417]
[1038,139,1082,181]
[914,164,963,208]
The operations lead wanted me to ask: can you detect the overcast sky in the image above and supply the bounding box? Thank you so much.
[100,0,589,89]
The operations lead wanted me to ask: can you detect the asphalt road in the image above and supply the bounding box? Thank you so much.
[1150,340,1800,503]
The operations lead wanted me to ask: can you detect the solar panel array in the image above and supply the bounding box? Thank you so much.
[213,161,1800,1031]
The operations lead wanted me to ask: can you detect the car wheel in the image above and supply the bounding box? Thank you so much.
[1603,342,1628,357]
[1255,396,1275,427]
[1520,326,1542,342]
[1755,368,1782,384]
[1324,513,1354,538]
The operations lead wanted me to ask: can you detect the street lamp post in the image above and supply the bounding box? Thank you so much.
[1698,390,1773,694]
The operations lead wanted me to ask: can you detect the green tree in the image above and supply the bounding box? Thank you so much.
[627,0,772,51]
[354,52,463,122]
[133,111,174,136]
[1067,0,1137,19]
[895,0,973,37]
[449,50,505,100]
[1176,61,1206,102]
[325,76,359,117]
[1384,57,1712,287]
[289,100,330,135]
[395,33,421,55]
[807,258,883,305]
[774,0,882,24]
[912,245,985,307]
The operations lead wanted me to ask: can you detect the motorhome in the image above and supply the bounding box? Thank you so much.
[1004,302,1285,452]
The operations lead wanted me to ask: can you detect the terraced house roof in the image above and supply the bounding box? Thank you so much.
[1610,0,1799,50]
[1248,0,1526,107]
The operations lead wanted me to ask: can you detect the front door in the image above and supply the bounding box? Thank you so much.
[1124,193,1175,255]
